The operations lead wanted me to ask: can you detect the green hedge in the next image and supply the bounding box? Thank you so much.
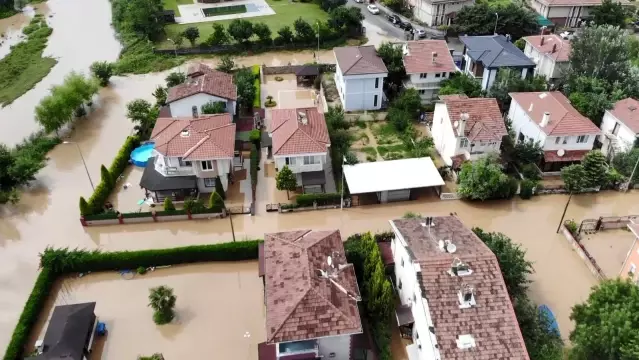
[295,193,341,207]
[121,211,154,218]
[155,209,188,216]
[4,241,260,360]
[84,212,119,221]
[253,77,261,108]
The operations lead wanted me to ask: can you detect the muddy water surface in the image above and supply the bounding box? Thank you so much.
[0,5,46,59]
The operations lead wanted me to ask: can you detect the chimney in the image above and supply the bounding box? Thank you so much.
[458,113,469,136]
[552,43,557,53]
[432,52,438,63]
[540,37,545,46]
[528,102,534,112]
[298,111,308,125]
[541,112,550,127]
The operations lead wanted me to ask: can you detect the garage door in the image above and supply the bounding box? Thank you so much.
[387,189,411,202]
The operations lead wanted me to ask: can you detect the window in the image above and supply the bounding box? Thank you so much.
[562,137,568,144]
[201,160,213,170]
[203,178,216,187]
[374,95,378,107]
[178,157,192,167]
[555,137,560,144]
[441,72,447,77]
[435,73,441,78]
[192,106,198,118]
[303,156,319,165]
[630,263,637,275]
[375,78,379,88]
[460,138,469,148]
[286,157,297,166]
[577,135,589,143]
[418,89,426,95]
[398,280,402,289]
[401,258,405,267]
[419,73,427,79]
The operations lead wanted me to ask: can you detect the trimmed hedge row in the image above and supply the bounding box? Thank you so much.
[296,193,341,207]
[252,65,260,108]
[121,211,154,218]
[4,241,260,360]
[84,212,119,221]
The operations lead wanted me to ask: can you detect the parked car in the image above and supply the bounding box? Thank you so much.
[560,30,574,40]
[354,0,364,3]
[400,22,413,31]
[414,28,427,38]
[387,14,401,24]
[367,4,380,14]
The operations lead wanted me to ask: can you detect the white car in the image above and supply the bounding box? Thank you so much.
[354,0,364,3]
[367,4,380,14]
[414,28,426,38]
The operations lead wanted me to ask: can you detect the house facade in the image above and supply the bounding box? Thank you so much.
[139,114,236,202]
[460,35,536,90]
[412,0,474,27]
[600,98,639,158]
[166,63,237,117]
[529,0,627,27]
[522,34,571,80]
[508,91,601,173]
[388,216,529,360]
[432,95,507,166]
[402,40,458,103]
[621,222,639,283]
[334,46,388,111]
[259,229,364,360]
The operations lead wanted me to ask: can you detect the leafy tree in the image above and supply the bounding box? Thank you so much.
[153,86,167,106]
[208,191,225,211]
[165,71,186,87]
[227,19,254,44]
[515,294,564,360]
[513,139,543,165]
[126,99,159,138]
[376,42,405,95]
[387,107,411,132]
[148,285,176,325]
[393,88,422,115]
[172,34,184,49]
[294,18,316,44]
[452,2,538,40]
[90,61,114,87]
[275,26,294,44]
[344,151,359,165]
[591,0,627,28]
[612,148,639,183]
[215,176,226,199]
[488,68,547,112]
[320,0,346,11]
[206,23,229,46]
[234,67,257,111]
[276,165,297,199]
[201,101,226,114]
[458,156,515,200]
[569,279,639,360]
[215,55,235,73]
[565,76,624,126]
[328,6,363,33]
[163,197,175,211]
[100,165,112,188]
[519,178,536,199]
[121,0,165,40]
[182,26,200,47]
[35,96,69,134]
[439,72,484,98]
[561,164,587,193]
[581,150,608,188]
[404,137,434,158]
[79,197,91,216]
[253,22,272,44]
[183,197,206,213]
[249,129,261,144]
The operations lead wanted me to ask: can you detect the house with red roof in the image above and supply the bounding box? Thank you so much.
[508,91,601,173]
[529,0,628,28]
[600,98,639,158]
[271,107,331,193]
[166,63,237,117]
[139,114,236,202]
[402,40,458,103]
[431,95,507,167]
[522,35,571,80]
[333,46,388,111]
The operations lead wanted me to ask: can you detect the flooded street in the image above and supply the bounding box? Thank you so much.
[0,5,47,59]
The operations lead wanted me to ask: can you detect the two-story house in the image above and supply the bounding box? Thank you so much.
[460,35,536,90]
[621,221,639,283]
[522,34,571,80]
[600,98,639,159]
[431,95,507,166]
[508,91,601,173]
[139,114,236,202]
[402,40,458,103]
[389,215,529,360]
[271,107,331,193]
[334,45,388,111]
[529,0,628,28]
[258,229,363,360]
[166,63,237,117]
[412,0,475,26]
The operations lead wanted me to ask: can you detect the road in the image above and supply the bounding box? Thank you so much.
[346,0,408,42]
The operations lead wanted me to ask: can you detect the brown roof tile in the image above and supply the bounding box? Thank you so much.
[391,216,529,360]
[444,98,508,141]
[509,92,601,136]
[151,115,236,160]
[608,98,639,133]
[271,108,330,156]
[334,46,388,76]
[543,149,588,162]
[523,35,571,62]
[264,230,362,343]
[403,40,457,74]
[167,63,237,103]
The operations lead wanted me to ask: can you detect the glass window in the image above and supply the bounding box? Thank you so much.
[303,156,319,165]
[178,157,192,167]
[435,73,441,78]
[555,137,560,144]
[460,138,469,147]
[577,135,589,143]
[420,73,427,79]
[563,137,568,144]
[192,106,198,118]
[201,160,213,170]
[203,178,216,187]
[374,95,378,107]
[418,89,426,95]
[375,78,379,88]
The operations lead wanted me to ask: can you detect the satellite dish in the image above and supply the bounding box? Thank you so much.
[557,149,565,157]
[453,120,459,128]
[327,256,333,268]
[446,243,457,253]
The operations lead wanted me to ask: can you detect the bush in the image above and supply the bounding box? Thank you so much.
[519,179,535,200]
[215,176,226,200]
[249,129,261,144]
[163,197,175,211]
[90,61,114,86]
[253,77,261,108]
[520,163,541,181]
[251,64,260,78]
[155,209,188,216]
[208,191,225,211]
[83,212,119,221]
[121,212,154,218]
[79,197,91,216]
[137,266,147,275]
[565,219,578,236]
[183,198,206,213]
[250,144,259,187]
[295,193,341,207]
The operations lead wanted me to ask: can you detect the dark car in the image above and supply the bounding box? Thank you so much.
[387,14,401,24]
[400,22,413,31]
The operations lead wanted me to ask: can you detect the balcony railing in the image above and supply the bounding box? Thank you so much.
[278,340,319,357]
[158,166,195,177]
[288,163,323,173]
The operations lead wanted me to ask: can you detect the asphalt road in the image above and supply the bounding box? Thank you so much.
[346,0,409,41]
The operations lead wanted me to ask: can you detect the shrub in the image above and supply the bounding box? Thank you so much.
[249,129,261,144]
[155,209,188,216]
[253,77,261,108]
[251,65,260,78]
[137,266,147,275]
[79,197,90,216]
[520,163,541,181]
[295,193,341,207]
[83,212,119,221]
[90,61,114,86]
[250,144,259,187]
[100,165,113,188]
[121,212,154,218]
[519,179,536,200]
[183,198,206,213]
[163,197,175,211]
[274,76,284,81]
[366,155,376,162]
[208,191,225,211]
[565,219,578,236]
[215,176,226,200]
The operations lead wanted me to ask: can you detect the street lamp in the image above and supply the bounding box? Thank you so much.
[493,13,499,35]
[63,141,95,191]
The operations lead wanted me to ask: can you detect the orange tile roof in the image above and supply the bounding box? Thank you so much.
[444,98,508,141]
[334,46,388,75]
[271,108,330,156]
[523,35,571,62]
[167,63,237,103]
[609,98,639,133]
[403,40,457,74]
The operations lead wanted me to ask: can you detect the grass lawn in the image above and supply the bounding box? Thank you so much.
[487,0,513,6]
[160,0,329,48]
[162,0,195,15]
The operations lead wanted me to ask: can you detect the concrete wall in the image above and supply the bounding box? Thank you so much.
[413,0,472,26]
[560,225,606,281]
[405,70,452,102]
[432,103,457,165]
[169,93,236,116]
[318,335,352,360]
[600,110,636,156]
[342,74,387,111]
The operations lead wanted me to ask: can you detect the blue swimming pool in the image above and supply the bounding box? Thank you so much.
[130,143,155,167]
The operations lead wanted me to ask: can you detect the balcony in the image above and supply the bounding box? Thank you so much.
[403,79,443,90]
[156,165,195,177]
[278,340,319,358]
[287,163,324,173]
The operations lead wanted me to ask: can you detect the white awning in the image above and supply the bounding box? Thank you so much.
[343,157,445,194]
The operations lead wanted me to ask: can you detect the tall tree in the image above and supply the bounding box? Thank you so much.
[234,67,257,111]
[90,61,114,87]
[328,6,363,33]
[165,72,186,87]
[275,26,294,44]
[227,19,254,44]
[458,156,515,200]
[121,0,164,40]
[276,165,297,199]
[452,2,538,40]
[565,76,624,126]
[215,55,236,73]
[320,0,346,11]
[613,148,639,183]
[581,150,608,188]
[293,18,316,44]
[377,42,405,96]
[488,68,547,112]
[126,99,159,138]
[182,26,200,47]
[206,23,229,46]
[439,72,484,98]
[591,0,627,28]
[148,285,177,325]
[253,22,272,44]
[153,86,167,106]
[561,164,587,193]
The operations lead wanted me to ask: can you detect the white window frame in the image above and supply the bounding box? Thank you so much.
[555,137,560,144]
[419,73,427,79]
[178,157,192,167]
[460,138,469,148]
[303,156,319,165]
[203,178,216,187]
[201,160,214,170]
[577,135,589,143]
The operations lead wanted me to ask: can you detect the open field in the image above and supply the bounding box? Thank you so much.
[162,0,194,15]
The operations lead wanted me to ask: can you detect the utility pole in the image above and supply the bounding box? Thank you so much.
[493,13,499,35]
[63,141,95,191]
[556,193,573,233]
[228,208,236,242]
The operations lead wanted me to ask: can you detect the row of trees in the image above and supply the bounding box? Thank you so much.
[457,156,519,200]
[560,150,623,192]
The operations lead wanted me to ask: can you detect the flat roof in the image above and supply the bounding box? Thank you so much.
[343,157,444,194]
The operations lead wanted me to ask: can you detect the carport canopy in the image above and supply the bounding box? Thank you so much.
[343,157,445,194]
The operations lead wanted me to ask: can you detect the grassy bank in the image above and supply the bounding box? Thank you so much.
[0,15,57,106]
[0,5,18,19]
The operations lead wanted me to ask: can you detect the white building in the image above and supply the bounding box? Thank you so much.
[166,63,237,117]
[259,229,365,360]
[460,35,536,90]
[388,216,530,360]
[522,34,571,80]
[600,98,639,158]
[431,95,507,167]
[333,46,388,111]
[529,0,628,28]
[412,0,474,27]
[140,114,236,202]
[402,40,457,103]
[508,91,601,173]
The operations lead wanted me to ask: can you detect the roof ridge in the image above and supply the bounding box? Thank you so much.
[344,47,364,74]
[274,230,313,249]
[183,134,211,158]
[267,287,313,343]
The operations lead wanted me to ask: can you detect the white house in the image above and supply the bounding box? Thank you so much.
[139,114,236,202]
[270,107,331,193]
[402,40,457,103]
[522,34,571,80]
[411,0,474,26]
[600,98,639,158]
[431,95,507,167]
[508,91,601,173]
[460,35,536,90]
[388,216,529,360]
[529,0,628,28]
[334,46,388,111]
[166,63,237,117]
[259,229,364,360]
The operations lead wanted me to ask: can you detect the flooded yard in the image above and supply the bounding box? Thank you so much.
[30,262,265,360]
[580,229,634,278]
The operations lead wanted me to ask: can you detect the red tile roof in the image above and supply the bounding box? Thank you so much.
[608,98,639,133]
[271,108,330,156]
[391,216,529,360]
[544,149,589,163]
[151,115,236,160]
[523,35,571,62]
[444,98,508,141]
[403,40,457,74]
[439,94,468,101]
[263,230,362,343]
[334,46,388,76]
[166,63,237,103]
[509,92,601,136]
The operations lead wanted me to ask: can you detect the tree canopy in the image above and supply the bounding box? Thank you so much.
[590,0,627,28]
[227,19,254,44]
[451,2,538,40]
[377,42,406,97]
[276,165,297,199]
[488,69,547,112]
[439,73,484,98]
[561,164,587,193]
[458,156,517,200]
[114,0,164,40]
